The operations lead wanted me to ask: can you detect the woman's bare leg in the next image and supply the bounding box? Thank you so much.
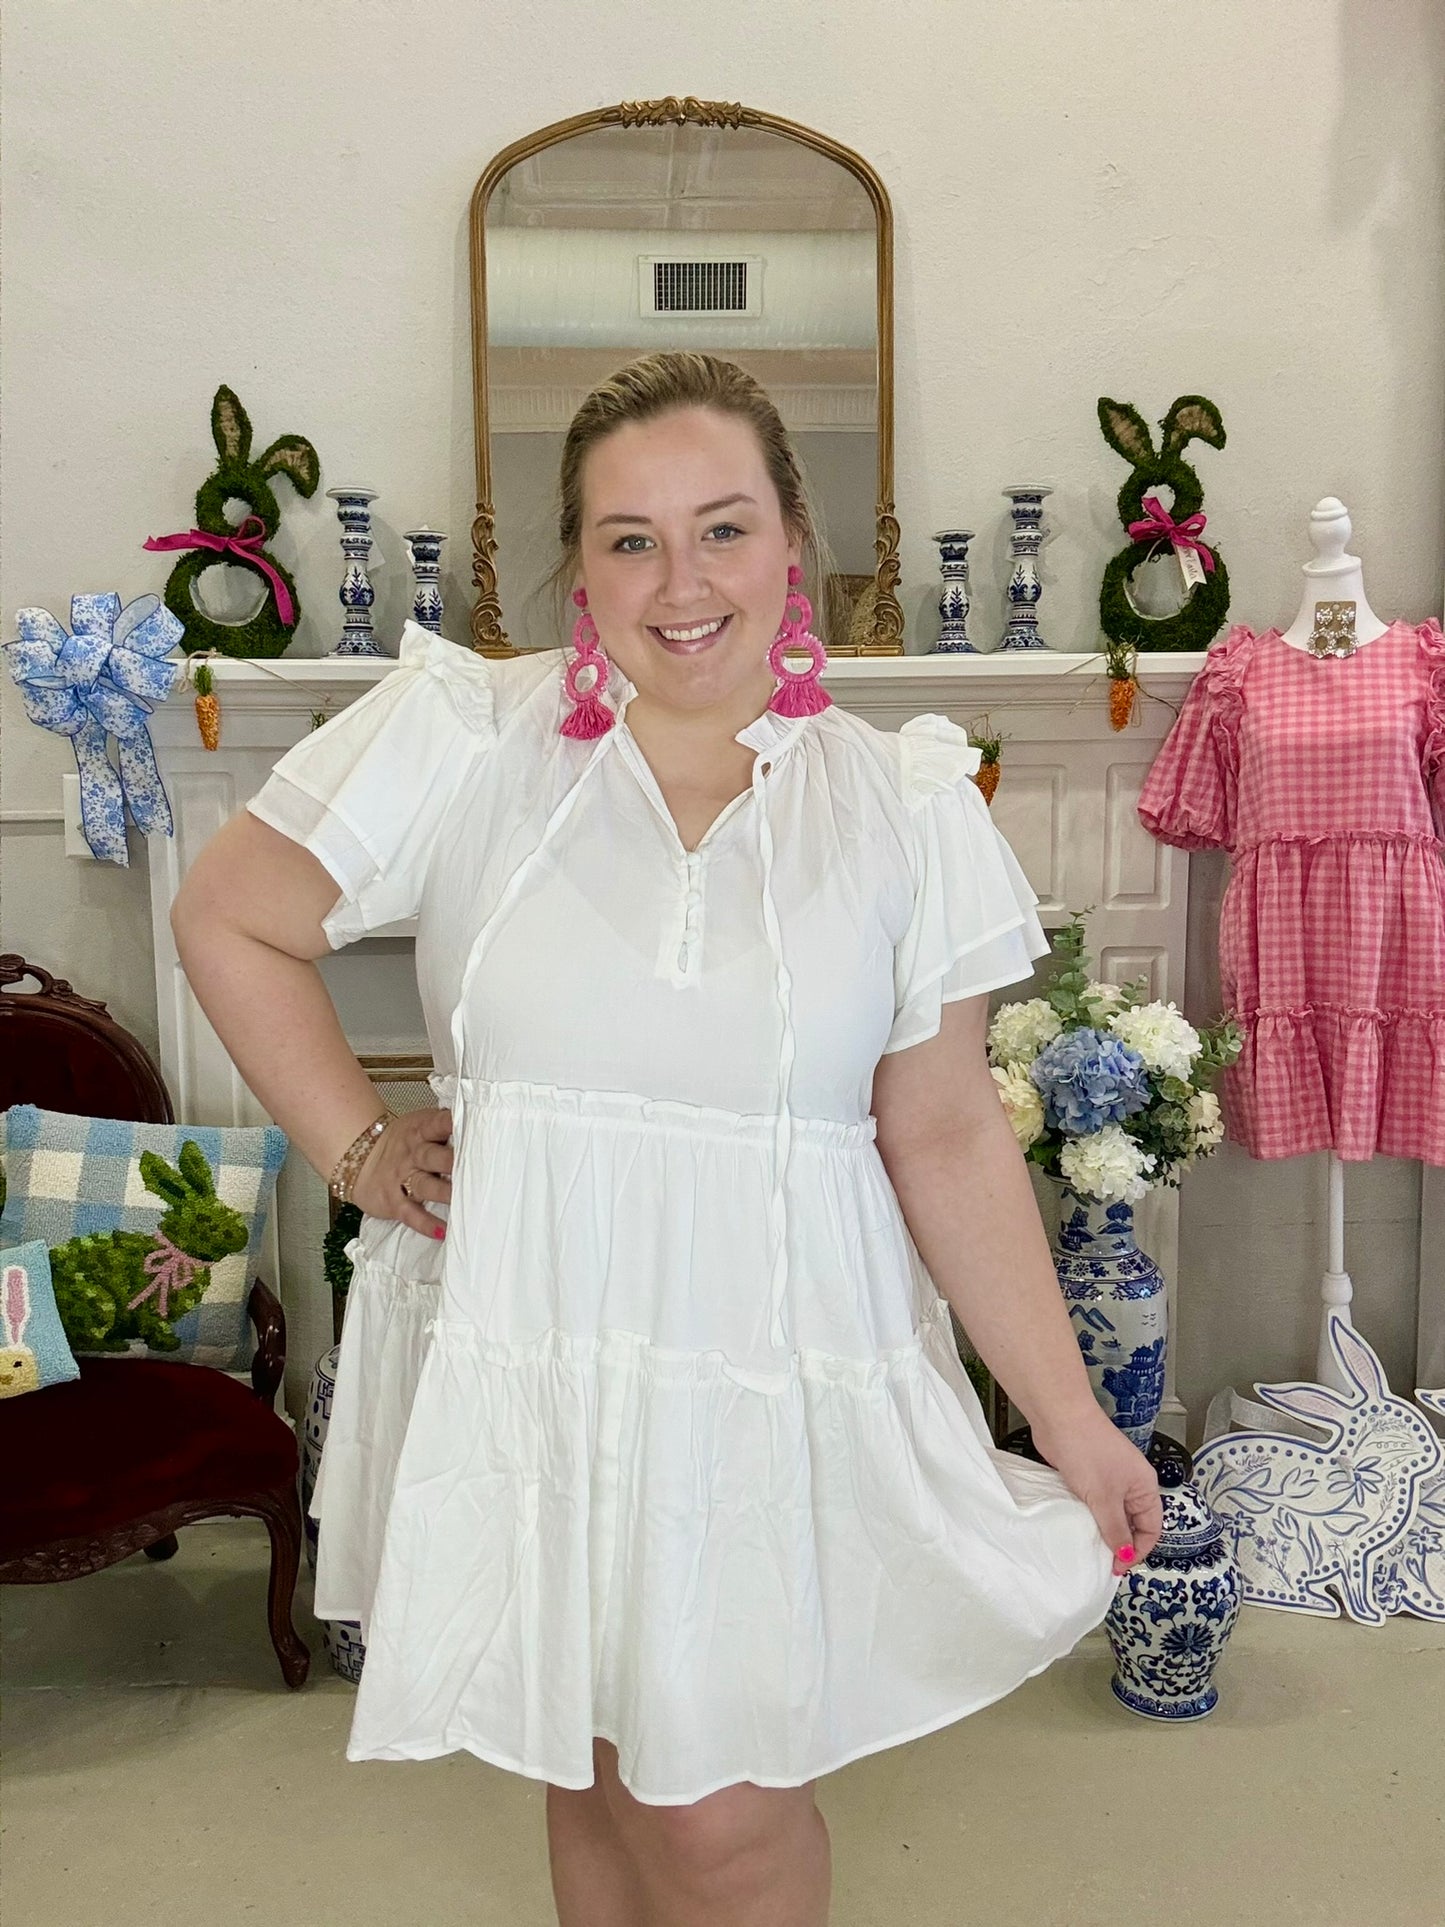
[546,1739,649,1926]
[601,1762,831,1927]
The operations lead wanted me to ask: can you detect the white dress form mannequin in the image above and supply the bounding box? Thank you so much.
[1278,497,1390,651]
[1278,498,1392,1387]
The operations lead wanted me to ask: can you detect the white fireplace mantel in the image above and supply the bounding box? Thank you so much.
[146,645,1204,1421]
[177,646,1207,706]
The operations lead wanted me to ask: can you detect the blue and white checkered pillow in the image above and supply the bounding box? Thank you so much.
[0,1106,286,1370]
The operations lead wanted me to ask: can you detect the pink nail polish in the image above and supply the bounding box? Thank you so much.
[1116,1545,1136,1564]
[433,1227,445,1240]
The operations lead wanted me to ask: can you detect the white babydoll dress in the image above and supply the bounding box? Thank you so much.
[249,623,1120,1805]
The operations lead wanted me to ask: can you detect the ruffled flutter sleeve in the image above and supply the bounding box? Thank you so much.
[246,626,494,947]
[1137,629,1250,851]
[882,714,1050,1055]
[1421,619,1445,835]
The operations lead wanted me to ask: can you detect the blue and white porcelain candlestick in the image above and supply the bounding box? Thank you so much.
[931,530,978,653]
[998,485,1052,651]
[404,527,447,634]
[325,486,385,657]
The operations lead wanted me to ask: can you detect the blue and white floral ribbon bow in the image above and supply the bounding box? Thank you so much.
[5,593,182,865]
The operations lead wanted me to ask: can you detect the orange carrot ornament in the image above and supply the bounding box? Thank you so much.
[968,716,1004,806]
[1105,638,1139,731]
[193,661,220,750]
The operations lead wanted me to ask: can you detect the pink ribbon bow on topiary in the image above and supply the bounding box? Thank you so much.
[143,515,296,625]
[1126,495,1216,573]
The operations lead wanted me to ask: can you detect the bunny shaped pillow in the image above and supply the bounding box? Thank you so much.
[0,1241,80,1399]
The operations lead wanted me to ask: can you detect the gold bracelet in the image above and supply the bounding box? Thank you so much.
[328,1113,391,1203]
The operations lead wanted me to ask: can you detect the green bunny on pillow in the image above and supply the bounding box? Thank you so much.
[145,385,321,658]
[50,1142,249,1353]
[1098,394,1231,653]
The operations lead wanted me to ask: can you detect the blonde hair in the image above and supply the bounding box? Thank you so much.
[538,351,830,622]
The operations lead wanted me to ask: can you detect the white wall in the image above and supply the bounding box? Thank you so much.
[2,1,1442,1426]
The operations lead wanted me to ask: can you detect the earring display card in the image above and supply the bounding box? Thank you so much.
[1308,600,1357,658]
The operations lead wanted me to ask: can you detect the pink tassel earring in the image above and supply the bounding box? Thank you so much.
[560,588,615,739]
[766,566,833,719]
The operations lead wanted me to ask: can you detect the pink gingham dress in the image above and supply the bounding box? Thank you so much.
[1138,619,1445,1163]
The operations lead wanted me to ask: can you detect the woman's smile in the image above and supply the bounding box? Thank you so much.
[648,613,733,655]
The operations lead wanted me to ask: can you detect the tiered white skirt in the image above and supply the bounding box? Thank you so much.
[311,1079,1120,1804]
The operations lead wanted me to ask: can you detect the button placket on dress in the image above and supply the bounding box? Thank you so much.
[613,723,753,986]
[676,849,706,976]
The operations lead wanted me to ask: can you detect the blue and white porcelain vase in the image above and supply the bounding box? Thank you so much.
[325,486,385,657]
[998,485,1051,650]
[1051,1183,1166,1450]
[931,529,977,653]
[404,526,447,634]
[301,1343,367,1683]
[1104,1449,1243,1720]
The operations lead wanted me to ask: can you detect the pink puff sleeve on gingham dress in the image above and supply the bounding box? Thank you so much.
[1138,619,1445,1165]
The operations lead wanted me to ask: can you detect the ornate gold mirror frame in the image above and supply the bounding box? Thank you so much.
[468,96,902,658]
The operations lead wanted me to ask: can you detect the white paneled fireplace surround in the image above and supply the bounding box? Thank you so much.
[147,649,1210,1427]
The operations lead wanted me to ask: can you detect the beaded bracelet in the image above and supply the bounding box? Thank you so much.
[328,1113,391,1203]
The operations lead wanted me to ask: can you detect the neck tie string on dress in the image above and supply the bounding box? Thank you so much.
[447,728,622,1086]
[752,753,798,1353]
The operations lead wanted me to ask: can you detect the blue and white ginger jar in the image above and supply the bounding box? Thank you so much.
[1105,1451,1242,1720]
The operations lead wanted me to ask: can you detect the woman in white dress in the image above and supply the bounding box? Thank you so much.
[175,352,1161,1927]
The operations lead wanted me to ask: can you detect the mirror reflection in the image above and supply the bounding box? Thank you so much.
[485,121,879,652]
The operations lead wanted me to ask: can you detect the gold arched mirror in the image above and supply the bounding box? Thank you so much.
[468,98,901,658]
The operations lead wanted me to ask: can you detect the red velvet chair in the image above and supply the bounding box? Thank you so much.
[0,956,309,1687]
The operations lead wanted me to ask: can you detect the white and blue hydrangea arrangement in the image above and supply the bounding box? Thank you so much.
[987,914,1240,1205]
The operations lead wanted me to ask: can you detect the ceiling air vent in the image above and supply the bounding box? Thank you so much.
[641,256,762,318]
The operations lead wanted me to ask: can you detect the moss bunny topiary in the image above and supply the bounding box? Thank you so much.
[144,386,321,658]
[49,1142,249,1353]
[1098,395,1231,653]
